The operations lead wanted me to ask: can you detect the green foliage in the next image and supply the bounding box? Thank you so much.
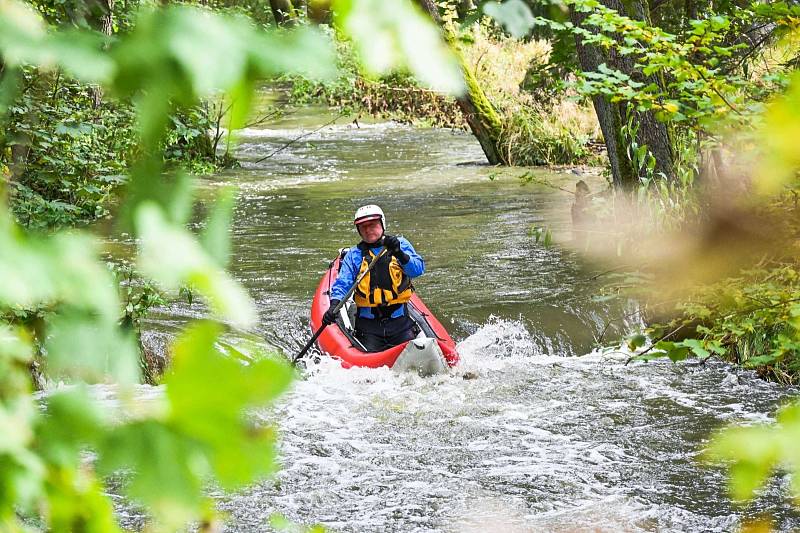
[756,71,800,194]
[163,107,220,175]
[480,0,798,183]
[529,224,553,246]
[705,401,800,504]
[136,199,257,328]
[1,72,242,230]
[286,14,601,165]
[630,266,800,383]
[531,0,782,127]
[285,35,466,128]
[2,70,135,228]
[334,0,465,94]
[478,0,800,521]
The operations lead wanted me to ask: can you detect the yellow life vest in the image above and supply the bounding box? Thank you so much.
[354,249,413,307]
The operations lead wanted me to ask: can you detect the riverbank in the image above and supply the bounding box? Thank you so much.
[280,25,603,167]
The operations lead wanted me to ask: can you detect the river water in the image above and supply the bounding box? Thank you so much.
[136,105,798,531]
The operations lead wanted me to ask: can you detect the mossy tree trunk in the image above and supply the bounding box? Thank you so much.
[570,0,674,188]
[416,0,506,165]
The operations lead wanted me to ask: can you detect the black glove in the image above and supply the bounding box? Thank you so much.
[322,299,340,325]
[383,235,410,264]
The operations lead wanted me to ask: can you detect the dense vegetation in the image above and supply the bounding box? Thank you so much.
[1,0,800,529]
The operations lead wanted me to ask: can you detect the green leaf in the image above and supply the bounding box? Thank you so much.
[135,202,257,328]
[681,338,710,358]
[0,1,113,82]
[45,471,121,533]
[0,65,21,123]
[334,0,465,95]
[0,325,33,366]
[0,0,46,64]
[45,313,140,385]
[227,76,256,132]
[743,354,778,368]
[666,346,690,362]
[0,220,120,319]
[705,425,781,502]
[756,72,800,193]
[483,0,536,39]
[251,26,337,80]
[627,334,647,351]
[200,187,236,268]
[0,398,44,510]
[44,30,114,83]
[165,321,293,488]
[632,350,668,362]
[97,420,205,526]
[37,388,105,468]
[164,9,249,95]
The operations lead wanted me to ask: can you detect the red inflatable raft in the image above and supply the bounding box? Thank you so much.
[310,251,459,370]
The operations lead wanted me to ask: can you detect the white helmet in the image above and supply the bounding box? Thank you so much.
[353,204,386,230]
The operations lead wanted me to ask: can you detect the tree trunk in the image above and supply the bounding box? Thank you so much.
[570,0,674,188]
[91,0,114,108]
[455,0,475,20]
[416,0,505,165]
[269,0,298,26]
[9,137,31,184]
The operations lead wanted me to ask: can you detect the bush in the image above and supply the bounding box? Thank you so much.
[2,69,232,230]
[634,264,800,384]
[498,104,599,166]
[3,70,136,228]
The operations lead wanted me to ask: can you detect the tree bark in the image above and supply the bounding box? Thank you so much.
[570,0,674,188]
[416,0,505,165]
[455,0,475,20]
[91,0,114,108]
[269,0,298,26]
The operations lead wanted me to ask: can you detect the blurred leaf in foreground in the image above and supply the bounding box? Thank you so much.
[334,0,465,95]
[705,401,800,503]
[167,321,292,488]
[756,71,800,195]
[483,0,536,39]
[135,202,256,329]
[92,321,293,527]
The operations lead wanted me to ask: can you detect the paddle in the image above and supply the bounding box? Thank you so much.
[292,244,388,365]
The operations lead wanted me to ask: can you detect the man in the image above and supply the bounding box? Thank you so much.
[323,204,425,352]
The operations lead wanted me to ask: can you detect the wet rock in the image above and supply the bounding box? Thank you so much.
[721,372,741,387]
[139,331,172,384]
[462,370,480,380]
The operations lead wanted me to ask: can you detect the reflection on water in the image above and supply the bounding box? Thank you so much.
[130,103,799,531]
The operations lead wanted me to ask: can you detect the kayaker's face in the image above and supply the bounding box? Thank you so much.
[357,219,384,244]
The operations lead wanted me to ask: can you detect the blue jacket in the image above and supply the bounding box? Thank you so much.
[331,237,424,319]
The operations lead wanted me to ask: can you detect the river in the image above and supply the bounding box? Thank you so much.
[135,105,798,532]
